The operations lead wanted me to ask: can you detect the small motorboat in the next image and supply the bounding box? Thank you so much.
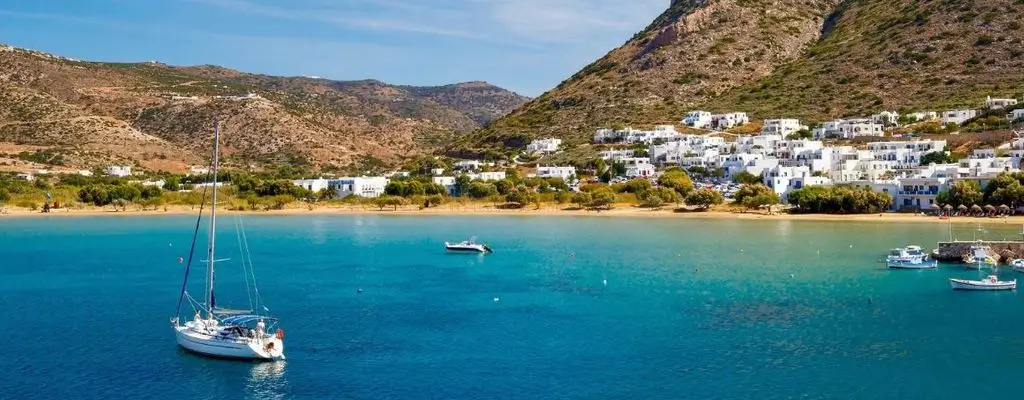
[963,244,997,270]
[1010,259,1024,273]
[444,237,493,253]
[950,275,1016,291]
[886,245,936,269]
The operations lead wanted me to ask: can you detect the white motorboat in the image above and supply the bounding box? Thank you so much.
[963,244,997,270]
[1011,259,1024,273]
[886,245,936,269]
[444,237,493,253]
[170,122,285,361]
[950,275,1016,291]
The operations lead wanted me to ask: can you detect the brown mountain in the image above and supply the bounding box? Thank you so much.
[0,44,528,172]
[461,0,1024,155]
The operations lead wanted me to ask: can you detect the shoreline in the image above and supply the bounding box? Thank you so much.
[2,203,1022,224]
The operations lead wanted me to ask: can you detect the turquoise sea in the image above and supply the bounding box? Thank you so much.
[2,215,1024,399]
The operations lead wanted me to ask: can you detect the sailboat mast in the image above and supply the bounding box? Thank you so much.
[206,121,221,319]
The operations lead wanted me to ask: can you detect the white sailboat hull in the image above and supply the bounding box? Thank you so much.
[949,278,1016,291]
[174,322,284,360]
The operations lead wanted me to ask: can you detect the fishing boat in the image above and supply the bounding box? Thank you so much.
[170,122,285,361]
[964,243,997,270]
[1010,259,1024,273]
[886,245,937,269]
[444,237,493,253]
[950,275,1016,291]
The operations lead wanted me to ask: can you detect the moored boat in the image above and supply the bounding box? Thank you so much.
[963,244,997,270]
[444,237,493,253]
[170,122,285,361]
[886,245,936,269]
[1011,259,1024,273]
[950,275,1016,291]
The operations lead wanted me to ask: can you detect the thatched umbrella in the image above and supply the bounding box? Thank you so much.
[944,204,954,211]
[932,203,943,210]
[972,204,983,213]
[957,204,968,211]
[1000,204,1011,212]
[985,204,996,212]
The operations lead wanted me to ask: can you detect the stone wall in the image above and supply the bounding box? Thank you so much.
[935,241,1024,263]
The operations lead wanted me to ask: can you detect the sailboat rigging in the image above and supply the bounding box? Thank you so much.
[170,121,285,361]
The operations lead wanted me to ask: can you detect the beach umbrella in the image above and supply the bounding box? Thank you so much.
[999,204,1010,211]
[985,204,996,211]
[944,204,954,211]
[958,204,968,210]
[971,204,983,212]
[932,203,942,210]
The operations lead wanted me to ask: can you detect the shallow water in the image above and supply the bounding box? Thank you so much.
[1,215,1022,399]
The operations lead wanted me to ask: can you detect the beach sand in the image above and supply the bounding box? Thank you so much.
[0,202,1019,224]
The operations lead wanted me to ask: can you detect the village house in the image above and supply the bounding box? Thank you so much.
[526,138,562,154]
[941,109,977,125]
[1008,109,1024,122]
[812,118,884,139]
[106,166,132,177]
[535,166,577,181]
[468,171,507,181]
[710,112,749,130]
[187,166,210,176]
[761,119,806,137]
[292,177,389,198]
[871,111,900,126]
[432,177,458,196]
[985,96,1018,110]
[593,125,681,144]
[619,157,656,178]
[907,111,938,122]
[598,149,635,160]
[682,111,712,129]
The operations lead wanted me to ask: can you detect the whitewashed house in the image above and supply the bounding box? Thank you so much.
[431,167,446,176]
[762,119,806,137]
[526,138,562,154]
[871,111,900,126]
[535,166,577,181]
[764,165,815,199]
[188,166,210,176]
[469,171,507,181]
[710,112,749,130]
[293,178,332,193]
[619,157,656,178]
[1008,109,1024,122]
[598,149,635,160]
[682,111,713,128]
[331,177,388,198]
[907,111,938,122]
[454,160,483,171]
[985,96,1018,110]
[432,177,457,196]
[106,166,132,177]
[941,109,977,125]
[895,178,949,211]
[812,118,884,139]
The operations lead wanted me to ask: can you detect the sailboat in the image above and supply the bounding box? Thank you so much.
[170,122,285,361]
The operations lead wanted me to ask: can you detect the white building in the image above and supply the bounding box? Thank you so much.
[431,168,446,176]
[710,112,749,130]
[106,166,132,177]
[941,109,977,125]
[187,166,210,176]
[619,157,655,178]
[77,170,93,177]
[526,138,562,154]
[432,177,457,196]
[682,111,713,129]
[469,171,507,181]
[762,119,806,137]
[907,111,938,122]
[535,166,577,181]
[985,96,1018,110]
[812,118,884,139]
[293,178,332,193]
[329,177,388,198]
[593,125,681,144]
[1008,109,1024,122]
[871,111,900,126]
[598,149,635,160]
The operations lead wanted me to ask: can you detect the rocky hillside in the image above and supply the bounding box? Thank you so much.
[0,44,527,172]
[461,0,1024,155]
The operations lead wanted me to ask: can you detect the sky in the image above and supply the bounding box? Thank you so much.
[0,0,667,96]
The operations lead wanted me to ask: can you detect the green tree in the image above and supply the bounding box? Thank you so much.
[616,178,653,194]
[494,179,514,195]
[686,188,724,210]
[936,181,983,208]
[385,181,406,196]
[734,184,775,209]
[163,175,182,191]
[554,190,571,204]
[454,175,472,197]
[571,191,592,208]
[588,189,617,210]
[920,149,954,165]
[732,171,762,185]
[467,182,498,199]
[657,171,694,197]
[0,189,10,204]
[405,180,426,196]
[505,189,537,208]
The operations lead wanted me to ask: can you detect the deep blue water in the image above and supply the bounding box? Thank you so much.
[2,215,1024,399]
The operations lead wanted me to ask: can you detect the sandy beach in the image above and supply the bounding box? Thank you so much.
[2,202,1023,224]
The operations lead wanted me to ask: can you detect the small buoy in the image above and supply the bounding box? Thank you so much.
[789,273,795,278]
[177,257,184,264]
[357,288,363,294]
[849,245,853,248]
[602,279,608,286]
[493,297,500,302]
[168,242,173,247]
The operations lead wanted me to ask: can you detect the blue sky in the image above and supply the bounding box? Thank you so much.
[0,0,666,96]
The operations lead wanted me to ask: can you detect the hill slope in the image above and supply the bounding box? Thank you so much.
[0,44,528,172]
[461,0,1024,156]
